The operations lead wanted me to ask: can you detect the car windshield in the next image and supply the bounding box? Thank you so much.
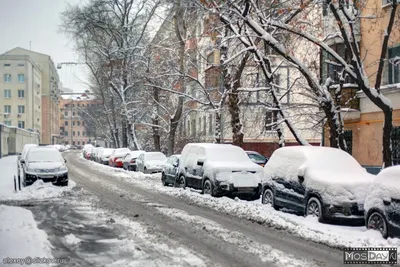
[146,153,166,161]
[248,152,266,162]
[27,149,63,162]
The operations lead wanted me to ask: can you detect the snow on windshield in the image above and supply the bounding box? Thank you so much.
[27,149,63,162]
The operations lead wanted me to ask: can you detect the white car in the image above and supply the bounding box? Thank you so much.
[365,166,400,238]
[98,148,114,165]
[261,146,374,222]
[177,143,263,199]
[123,150,145,171]
[136,152,167,174]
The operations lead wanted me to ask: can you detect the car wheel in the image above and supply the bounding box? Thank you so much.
[161,173,168,186]
[262,188,275,207]
[203,179,215,197]
[306,197,324,222]
[175,175,186,189]
[367,211,388,238]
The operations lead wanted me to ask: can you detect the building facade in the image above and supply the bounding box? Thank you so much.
[2,47,62,145]
[0,54,42,133]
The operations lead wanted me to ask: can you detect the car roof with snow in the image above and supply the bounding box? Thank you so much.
[374,165,400,186]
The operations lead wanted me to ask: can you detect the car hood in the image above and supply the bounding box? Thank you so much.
[27,161,64,170]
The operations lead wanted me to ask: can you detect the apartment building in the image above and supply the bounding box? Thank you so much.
[59,95,99,147]
[0,54,42,133]
[2,47,62,145]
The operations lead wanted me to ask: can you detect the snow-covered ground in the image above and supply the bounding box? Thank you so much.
[78,154,400,250]
[0,205,54,267]
[0,156,76,201]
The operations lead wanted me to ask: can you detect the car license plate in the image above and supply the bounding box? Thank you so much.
[358,204,364,211]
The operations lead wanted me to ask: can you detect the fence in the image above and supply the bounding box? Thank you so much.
[0,124,40,158]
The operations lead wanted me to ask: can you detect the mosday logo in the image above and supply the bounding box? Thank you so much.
[344,247,397,264]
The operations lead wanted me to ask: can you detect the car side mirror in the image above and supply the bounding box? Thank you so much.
[298,176,304,183]
[383,197,391,206]
[197,160,204,166]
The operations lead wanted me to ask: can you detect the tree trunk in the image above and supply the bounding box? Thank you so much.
[110,97,120,148]
[214,111,222,143]
[228,92,244,147]
[152,87,161,151]
[276,112,285,147]
[121,119,128,148]
[382,110,393,167]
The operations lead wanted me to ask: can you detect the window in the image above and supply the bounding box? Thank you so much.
[392,127,400,165]
[388,46,400,84]
[265,111,277,131]
[344,130,353,155]
[274,74,281,94]
[82,121,84,126]
[17,74,25,83]
[18,105,25,114]
[64,131,68,136]
[72,104,75,107]
[82,141,85,145]
[82,131,85,136]
[209,114,213,135]
[4,74,11,83]
[65,104,69,108]
[18,90,24,98]
[203,116,206,133]
[78,141,81,145]
[18,121,25,129]
[4,105,11,114]
[3,63,11,67]
[78,121,81,126]
[4,120,11,126]
[73,112,76,116]
[78,131,80,136]
[73,121,75,126]
[64,111,68,116]
[77,104,80,107]
[73,141,76,145]
[17,63,24,67]
[65,121,68,126]
[73,131,75,136]
[4,90,11,98]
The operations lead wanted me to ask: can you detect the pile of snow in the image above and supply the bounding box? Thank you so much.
[64,234,82,246]
[0,156,76,201]
[0,205,53,264]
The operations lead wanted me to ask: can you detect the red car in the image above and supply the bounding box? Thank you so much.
[109,148,131,167]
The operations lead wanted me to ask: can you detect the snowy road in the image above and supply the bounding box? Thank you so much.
[63,151,364,267]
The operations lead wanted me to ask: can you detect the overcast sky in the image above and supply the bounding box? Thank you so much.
[0,0,90,92]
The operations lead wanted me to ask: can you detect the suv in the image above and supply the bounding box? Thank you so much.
[262,146,374,222]
[177,143,263,199]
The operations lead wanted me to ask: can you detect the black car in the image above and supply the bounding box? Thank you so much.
[161,155,180,186]
[365,166,400,238]
[246,151,268,167]
[21,147,69,187]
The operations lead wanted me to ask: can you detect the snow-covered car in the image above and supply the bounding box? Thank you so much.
[82,144,94,158]
[84,146,95,160]
[98,148,114,165]
[136,152,167,174]
[18,144,38,179]
[177,143,263,199]
[91,147,103,161]
[95,147,105,162]
[246,151,268,167]
[122,150,145,171]
[109,148,131,167]
[365,166,400,238]
[261,146,374,222]
[161,155,180,186]
[21,147,68,186]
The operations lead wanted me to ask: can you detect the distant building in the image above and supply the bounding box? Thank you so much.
[0,47,62,144]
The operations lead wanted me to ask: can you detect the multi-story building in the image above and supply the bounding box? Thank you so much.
[1,47,62,145]
[322,0,400,170]
[59,94,98,147]
[0,54,42,133]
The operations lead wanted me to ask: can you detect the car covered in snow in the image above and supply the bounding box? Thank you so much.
[123,150,145,171]
[261,146,374,222]
[109,148,131,167]
[177,143,263,199]
[21,146,68,186]
[161,155,180,186]
[365,165,400,238]
[136,152,167,174]
[82,144,94,158]
[97,148,115,165]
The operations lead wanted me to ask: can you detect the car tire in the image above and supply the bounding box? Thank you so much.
[306,197,324,223]
[367,211,388,238]
[261,188,276,208]
[203,179,216,197]
[175,175,186,189]
[161,173,168,186]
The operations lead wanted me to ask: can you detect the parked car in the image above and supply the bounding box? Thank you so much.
[261,146,374,222]
[109,148,131,167]
[82,144,94,158]
[95,147,105,162]
[136,152,167,173]
[123,150,145,171]
[161,155,180,186]
[98,148,115,165]
[177,143,263,199]
[21,147,68,186]
[91,147,103,161]
[246,151,268,167]
[365,166,400,238]
[18,144,38,179]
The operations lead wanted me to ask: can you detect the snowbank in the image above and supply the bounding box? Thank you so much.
[0,156,76,201]
[0,205,53,266]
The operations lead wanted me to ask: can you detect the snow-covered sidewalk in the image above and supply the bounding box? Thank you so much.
[0,156,76,201]
[78,155,400,251]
